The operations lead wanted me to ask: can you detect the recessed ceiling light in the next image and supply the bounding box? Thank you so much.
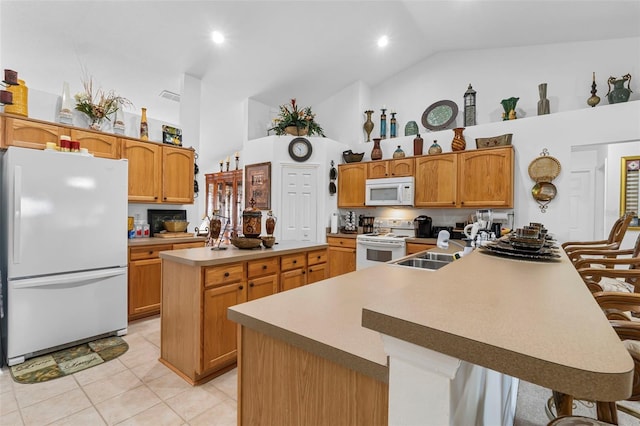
[211,31,225,44]
[377,35,389,48]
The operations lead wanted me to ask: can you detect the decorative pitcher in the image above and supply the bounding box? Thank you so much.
[606,74,632,104]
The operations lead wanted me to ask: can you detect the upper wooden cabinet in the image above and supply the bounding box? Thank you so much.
[414,153,458,207]
[415,146,513,208]
[338,163,366,208]
[3,116,70,149]
[123,139,194,204]
[457,146,513,208]
[162,146,194,203]
[367,158,414,179]
[70,129,119,159]
[122,139,162,203]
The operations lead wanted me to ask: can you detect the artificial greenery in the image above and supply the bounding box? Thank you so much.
[269,98,325,136]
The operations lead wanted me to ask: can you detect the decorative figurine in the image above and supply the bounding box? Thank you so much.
[537,83,550,115]
[363,110,374,142]
[587,72,601,107]
[390,111,397,138]
[380,108,387,139]
[463,84,476,126]
[607,74,633,104]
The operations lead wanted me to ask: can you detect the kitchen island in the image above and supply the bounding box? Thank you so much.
[228,247,634,425]
[159,241,328,384]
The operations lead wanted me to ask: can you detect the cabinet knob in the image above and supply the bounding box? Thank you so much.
[164,197,167,200]
[154,196,158,200]
[460,201,464,205]
[249,282,254,287]
[239,285,243,290]
[148,251,153,255]
[317,256,321,259]
[293,260,297,264]
[451,201,455,205]
[224,272,230,277]
[302,270,306,274]
[262,265,267,269]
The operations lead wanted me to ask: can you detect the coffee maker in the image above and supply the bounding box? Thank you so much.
[413,215,432,238]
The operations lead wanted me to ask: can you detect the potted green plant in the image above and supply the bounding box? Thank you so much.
[269,98,325,136]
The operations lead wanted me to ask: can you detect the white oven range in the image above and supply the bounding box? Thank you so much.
[355,218,413,270]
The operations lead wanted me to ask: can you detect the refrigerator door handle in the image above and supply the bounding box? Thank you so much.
[13,165,22,264]
[11,268,127,289]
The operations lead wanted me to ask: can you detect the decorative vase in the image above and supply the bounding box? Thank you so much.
[428,140,442,155]
[371,138,383,160]
[393,145,405,159]
[242,199,262,238]
[587,72,601,108]
[59,81,74,124]
[363,110,374,142]
[140,107,149,140]
[380,108,387,139]
[266,210,277,236]
[285,125,308,136]
[500,97,519,121]
[89,117,104,131]
[413,133,424,156]
[390,112,397,138]
[451,128,466,151]
[208,216,222,246]
[4,79,28,117]
[113,107,125,135]
[404,120,419,136]
[537,83,550,115]
[606,74,632,104]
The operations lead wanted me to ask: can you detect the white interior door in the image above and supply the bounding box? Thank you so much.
[568,169,595,241]
[280,165,318,241]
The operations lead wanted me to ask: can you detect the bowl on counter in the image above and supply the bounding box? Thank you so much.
[261,236,276,248]
[231,236,263,249]
[163,220,189,233]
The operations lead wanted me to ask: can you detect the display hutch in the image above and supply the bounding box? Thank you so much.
[205,169,243,241]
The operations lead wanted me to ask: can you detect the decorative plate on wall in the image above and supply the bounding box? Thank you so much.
[422,100,458,131]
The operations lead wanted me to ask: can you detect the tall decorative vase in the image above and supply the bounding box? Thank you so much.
[363,110,374,142]
[390,112,397,138]
[59,81,74,124]
[451,128,466,151]
[266,210,277,236]
[537,83,550,115]
[140,107,149,140]
[380,108,387,139]
[371,138,383,160]
[587,72,601,107]
[413,133,424,156]
[606,74,632,104]
[114,106,125,135]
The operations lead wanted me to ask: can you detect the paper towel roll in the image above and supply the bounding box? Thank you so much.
[330,213,338,234]
[493,212,509,221]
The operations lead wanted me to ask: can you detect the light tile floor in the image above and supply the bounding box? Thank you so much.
[0,316,237,426]
[2,315,638,425]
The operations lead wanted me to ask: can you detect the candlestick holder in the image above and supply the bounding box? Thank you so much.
[225,160,230,172]
[219,161,223,172]
[235,155,240,170]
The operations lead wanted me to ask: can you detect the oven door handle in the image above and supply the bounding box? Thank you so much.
[357,241,405,249]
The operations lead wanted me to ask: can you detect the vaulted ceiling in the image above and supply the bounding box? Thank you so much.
[1,1,639,123]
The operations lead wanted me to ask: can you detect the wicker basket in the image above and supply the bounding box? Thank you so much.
[231,237,262,249]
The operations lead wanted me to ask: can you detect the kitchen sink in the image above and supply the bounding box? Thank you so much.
[416,252,456,262]
[393,257,451,270]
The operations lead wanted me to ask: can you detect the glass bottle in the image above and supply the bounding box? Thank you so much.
[390,112,397,138]
[140,107,149,140]
[413,134,424,156]
[380,108,387,139]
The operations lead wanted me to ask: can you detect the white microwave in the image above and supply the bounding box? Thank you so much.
[365,177,414,206]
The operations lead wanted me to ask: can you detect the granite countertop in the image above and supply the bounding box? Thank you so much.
[228,247,634,402]
[128,235,206,247]
[159,240,327,267]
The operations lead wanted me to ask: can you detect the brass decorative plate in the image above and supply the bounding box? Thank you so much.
[532,182,557,202]
[528,155,561,182]
[422,100,458,131]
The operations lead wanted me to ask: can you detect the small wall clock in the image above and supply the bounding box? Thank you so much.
[288,137,312,162]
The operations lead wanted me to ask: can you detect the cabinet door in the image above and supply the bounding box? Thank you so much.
[338,164,366,207]
[202,282,246,373]
[70,129,119,159]
[307,263,328,284]
[307,249,327,266]
[367,161,389,178]
[4,117,69,149]
[458,147,514,208]
[122,139,162,202]
[414,154,457,207]
[162,146,194,204]
[389,158,414,177]
[128,258,162,320]
[328,246,356,278]
[406,243,436,255]
[172,241,205,250]
[247,274,278,301]
[281,268,306,292]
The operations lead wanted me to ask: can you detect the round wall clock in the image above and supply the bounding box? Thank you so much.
[288,137,312,162]
[422,100,459,131]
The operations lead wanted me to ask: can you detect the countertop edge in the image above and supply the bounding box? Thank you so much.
[228,308,389,383]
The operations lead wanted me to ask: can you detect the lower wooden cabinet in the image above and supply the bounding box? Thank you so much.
[406,242,436,255]
[328,236,356,278]
[128,240,204,321]
[280,252,307,291]
[307,249,328,284]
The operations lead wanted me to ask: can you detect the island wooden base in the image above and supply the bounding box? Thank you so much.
[238,326,388,426]
[158,358,236,386]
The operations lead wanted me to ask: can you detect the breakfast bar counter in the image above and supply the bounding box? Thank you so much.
[228,247,634,425]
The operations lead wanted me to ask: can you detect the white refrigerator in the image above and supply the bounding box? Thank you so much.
[1,146,128,366]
